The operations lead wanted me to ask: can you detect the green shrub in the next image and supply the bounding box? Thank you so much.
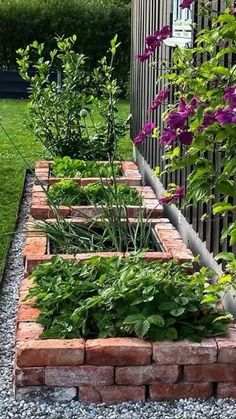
[17,36,128,159]
[51,157,120,178]
[0,0,130,92]
[47,180,87,206]
[28,254,232,340]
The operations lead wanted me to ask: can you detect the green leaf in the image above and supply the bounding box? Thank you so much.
[147,314,165,326]
[166,327,178,340]
[134,319,150,338]
[170,307,185,317]
[216,180,236,197]
[215,252,235,262]
[212,202,236,215]
[124,314,145,324]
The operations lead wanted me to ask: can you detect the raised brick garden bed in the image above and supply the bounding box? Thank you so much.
[14,293,236,403]
[23,217,194,273]
[34,160,142,187]
[30,184,163,220]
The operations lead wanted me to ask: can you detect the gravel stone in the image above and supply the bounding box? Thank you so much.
[0,173,236,418]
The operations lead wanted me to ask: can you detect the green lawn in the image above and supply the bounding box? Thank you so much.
[0,99,132,280]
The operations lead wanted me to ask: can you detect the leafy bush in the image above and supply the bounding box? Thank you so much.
[17,36,128,159]
[51,157,120,178]
[0,0,130,91]
[28,254,233,340]
[48,181,141,207]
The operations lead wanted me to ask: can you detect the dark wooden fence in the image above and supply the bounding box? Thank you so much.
[131,0,235,258]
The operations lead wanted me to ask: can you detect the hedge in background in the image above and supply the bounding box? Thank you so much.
[0,0,130,89]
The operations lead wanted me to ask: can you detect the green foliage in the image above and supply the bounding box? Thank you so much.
[0,0,130,91]
[85,183,141,206]
[154,5,236,267]
[38,209,154,254]
[51,157,120,178]
[28,255,233,340]
[17,36,129,159]
[48,180,141,206]
[47,180,87,206]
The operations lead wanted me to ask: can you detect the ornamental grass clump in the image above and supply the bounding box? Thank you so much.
[28,254,233,341]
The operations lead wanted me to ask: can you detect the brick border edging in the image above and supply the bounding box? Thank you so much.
[34,160,142,187]
[23,217,194,273]
[30,184,163,220]
[14,316,236,402]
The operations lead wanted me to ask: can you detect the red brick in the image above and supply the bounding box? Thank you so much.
[121,161,138,172]
[217,383,236,398]
[157,230,182,241]
[16,322,43,341]
[86,338,152,366]
[16,339,85,367]
[78,385,145,404]
[17,305,41,322]
[45,366,114,386]
[81,177,111,187]
[30,206,50,219]
[217,328,236,363]
[149,382,212,401]
[116,364,181,385]
[49,177,81,186]
[171,249,194,263]
[48,206,70,218]
[20,277,33,292]
[184,363,236,382]
[153,340,217,365]
[35,160,51,169]
[15,367,45,387]
[116,178,142,186]
[143,252,172,262]
[78,386,102,403]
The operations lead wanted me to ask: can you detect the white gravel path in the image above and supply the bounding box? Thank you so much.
[0,174,236,419]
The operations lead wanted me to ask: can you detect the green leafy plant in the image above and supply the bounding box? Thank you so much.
[28,254,233,340]
[47,180,87,207]
[17,35,128,159]
[51,157,120,178]
[48,180,141,207]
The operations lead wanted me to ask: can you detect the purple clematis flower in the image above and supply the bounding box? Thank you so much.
[198,111,216,131]
[167,111,188,130]
[178,96,201,115]
[159,186,185,205]
[159,128,177,146]
[135,49,152,62]
[174,186,185,199]
[155,25,172,40]
[142,121,156,135]
[134,132,146,144]
[148,87,170,111]
[215,107,235,125]
[136,25,171,62]
[133,121,156,144]
[178,131,194,145]
[224,86,236,105]
[180,0,195,9]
